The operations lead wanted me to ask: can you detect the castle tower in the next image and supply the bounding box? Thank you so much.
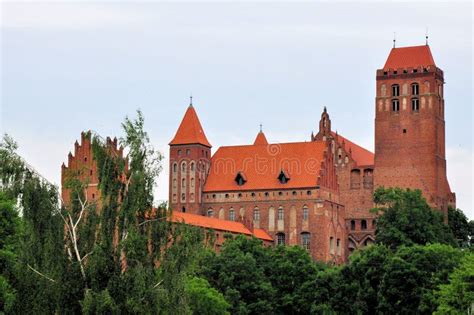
[169,103,211,214]
[374,44,455,212]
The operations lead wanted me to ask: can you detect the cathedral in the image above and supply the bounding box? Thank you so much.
[167,44,455,263]
[62,43,455,263]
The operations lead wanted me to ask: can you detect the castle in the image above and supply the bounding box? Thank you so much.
[62,44,455,263]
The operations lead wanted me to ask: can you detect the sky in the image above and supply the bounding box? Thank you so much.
[1,1,473,218]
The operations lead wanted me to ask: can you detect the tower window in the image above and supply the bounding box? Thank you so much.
[412,83,419,95]
[229,208,235,221]
[178,149,182,156]
[181,193,185,201]
[173,163,177,173]
[186,149,190,156]
[361,220,367,230]
[392,84,400,97]
[276,233,286,246]
[182,178,186,188]
[403,129,407,134]
[350,220,356,230]
[392,99,400,112]
[190,162,195,171]
[412,98,419,111]
[303,206,309,221]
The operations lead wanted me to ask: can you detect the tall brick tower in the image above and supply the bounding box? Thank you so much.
[374,44,455,213]
[169,102,211,214]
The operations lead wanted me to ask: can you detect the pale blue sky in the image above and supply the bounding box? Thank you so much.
[1,2,472,218]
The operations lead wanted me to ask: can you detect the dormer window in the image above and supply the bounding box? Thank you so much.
[235,172,247,186]
[278,170,290,184]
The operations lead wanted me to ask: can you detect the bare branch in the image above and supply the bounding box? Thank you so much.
[81,251,93,262]
[138,216,168,227]
[153,280,163,289]
[27,264,56,283]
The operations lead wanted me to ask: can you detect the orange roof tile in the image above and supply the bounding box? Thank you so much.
[169,105,211,147]
[171,211,272,241]
[204,141,327,192]
[254,131,269,145]
[383,45,435,70]
[331,131,374,166]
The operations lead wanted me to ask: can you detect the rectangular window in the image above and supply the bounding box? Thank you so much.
[392,85,400,97]
[412,84,419,95]
[392,99,400,112]
[303,207,309,221]
[412,98,419,111]
[337,239,341,255]
[301,233,310,250]
[278,208,284,220]
[277,233,285,245]
[330,237,334,254]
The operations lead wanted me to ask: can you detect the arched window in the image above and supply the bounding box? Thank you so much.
[330,237,335,254]
[253,207,260,221]
[412,98,419,111]
[190,178,195,188]
[337,239,341,255]
[229,208,235,221]
[173,179,177,188]
[181,193,185,201]
[276,233,285,246]
[392,84,400,97]
[190,162,195,172]
[303,205,309,221]
[301,232,311,250]
[278,207,284,220]
[181,162,187,172]
[361,219,367,230]
[182,178,186,188]
[350,220,356,231]
[411,83,419,95]
[392,99,400,112]
[173,163,177,173]
[350,169,361,189]
[207,209,214,217]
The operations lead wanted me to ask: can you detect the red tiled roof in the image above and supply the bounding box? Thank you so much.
[204,141,327,192]
[169,105,211,147]
[331,131,374,166]
[171,211,272,241]
[253,131,268,145]
[383,45,436,70]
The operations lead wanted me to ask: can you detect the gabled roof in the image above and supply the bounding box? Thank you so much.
[331,131,374,166]
[171,211,273,241]
[204,141,327,192]
[383,45,436,70]
[169,105,212,147]
[253,131,268,145]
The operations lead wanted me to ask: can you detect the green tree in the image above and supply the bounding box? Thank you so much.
[185,277,230,315]
[373,187,456,248]
[448,207,472,247]
[435,252,474,314]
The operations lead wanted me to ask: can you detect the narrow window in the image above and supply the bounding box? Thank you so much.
[392,99,400,112]
[303,206,309,221]
[392,84,400,97]
[350,220,356,231]
[182,206,186,213]
[229,208,235,221]
[186,149,190,156]
[178,149,182,156]
[190,162,195,171]
[253,207,260,221]
[182,178,186,188]
[181,193,185,201]
[337,239,341,255]
[191,178,195,188]
[412,98,419,111]
[361,219,367,230]
[173,163,177,173]
[278,207,284,220]
[330,237,334,254]
[181,162,186,172]
[276,233,286,246]
[412,83,419,95]
[301,232,311,250]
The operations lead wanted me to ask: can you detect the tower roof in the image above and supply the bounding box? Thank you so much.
[169,105,211,147]
[253,131,268,145]
[383,45,436,70]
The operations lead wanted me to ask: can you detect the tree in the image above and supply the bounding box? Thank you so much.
[373,187,456,248]
[448,207,472,247]
[434,252,474,314]
[185,277,230,315]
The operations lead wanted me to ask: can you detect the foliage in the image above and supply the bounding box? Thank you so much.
[373,187,457,248]
[448,207,472,247]
[185,277,230,315]
[434,252,474,314]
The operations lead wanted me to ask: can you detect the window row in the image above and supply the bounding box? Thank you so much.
[349,219,375,231]
[177,149,209,158]
[173,161,197,173]
[275,232,311,250]
[206,190,313,200]
[206,205,310,222]
[391,98,420,112]
[391,83,419,97]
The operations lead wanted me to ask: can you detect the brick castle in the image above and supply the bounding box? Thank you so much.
[62,44,455,263]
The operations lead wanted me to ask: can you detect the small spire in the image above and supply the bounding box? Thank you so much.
[259,123,263,133]
[189,94,193,107]
[425,27,429,45]
[393,32,396,48]
[323,106,327,113]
